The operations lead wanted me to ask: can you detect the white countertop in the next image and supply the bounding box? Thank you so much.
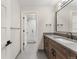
[45,34,77,53]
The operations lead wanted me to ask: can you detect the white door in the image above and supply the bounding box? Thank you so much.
[1,0,12,59]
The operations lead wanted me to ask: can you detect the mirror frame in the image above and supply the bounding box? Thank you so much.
[55,0,76,32]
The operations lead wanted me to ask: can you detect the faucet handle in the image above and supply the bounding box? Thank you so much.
[66,32,73,39]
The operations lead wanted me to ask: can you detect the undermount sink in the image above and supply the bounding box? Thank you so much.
[46,35,76,44]
[55,38,75,44]
[53,35,63,38]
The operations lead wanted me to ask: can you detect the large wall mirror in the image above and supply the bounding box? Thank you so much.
[57,0,77,33]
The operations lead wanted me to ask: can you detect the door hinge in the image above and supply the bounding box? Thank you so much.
[23,30,25,32]
[23,17,25,19]
[23,42,25,45]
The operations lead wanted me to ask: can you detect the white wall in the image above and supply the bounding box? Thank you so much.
[22,6,55,49]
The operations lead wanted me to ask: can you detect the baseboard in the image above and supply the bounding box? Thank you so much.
[38,49,44,51]
[15,50,21,59]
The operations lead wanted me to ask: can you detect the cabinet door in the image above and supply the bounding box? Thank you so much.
[69,51,77,59]
[49,41,56,59]
[49,49,56,59]
[55,49,68,59]
[44,37,49,57]
[56,53,65,59]
[49,39,68,59]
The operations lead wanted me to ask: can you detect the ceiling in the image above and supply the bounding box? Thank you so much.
[19,0,60,9]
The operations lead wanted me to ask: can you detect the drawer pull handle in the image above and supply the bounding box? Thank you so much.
[51,48,56,56]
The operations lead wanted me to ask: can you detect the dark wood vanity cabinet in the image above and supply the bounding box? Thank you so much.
[44,36,57,59]
[44,36,77,59]
[69,50,77,59]
[44,37,49,57]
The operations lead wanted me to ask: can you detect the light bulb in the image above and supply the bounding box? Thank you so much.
[58,2,62,6]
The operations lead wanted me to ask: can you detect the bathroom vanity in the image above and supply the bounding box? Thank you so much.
[44,0,77,59]
[44,34,77,59]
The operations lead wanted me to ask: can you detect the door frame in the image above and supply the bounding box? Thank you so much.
[21,11,38,52]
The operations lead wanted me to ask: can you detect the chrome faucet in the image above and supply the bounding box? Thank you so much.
[67,32,73,39]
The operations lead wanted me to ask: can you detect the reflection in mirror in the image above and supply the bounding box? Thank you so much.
[57,0,77,33]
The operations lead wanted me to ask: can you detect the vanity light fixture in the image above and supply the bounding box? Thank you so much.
[62,0,68,2]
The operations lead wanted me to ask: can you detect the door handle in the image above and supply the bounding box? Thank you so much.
[32,30,33,33]
[5,40,12,47]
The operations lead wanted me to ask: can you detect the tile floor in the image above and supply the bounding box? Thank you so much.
[16,43,48,59]
[37,50,48,59]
